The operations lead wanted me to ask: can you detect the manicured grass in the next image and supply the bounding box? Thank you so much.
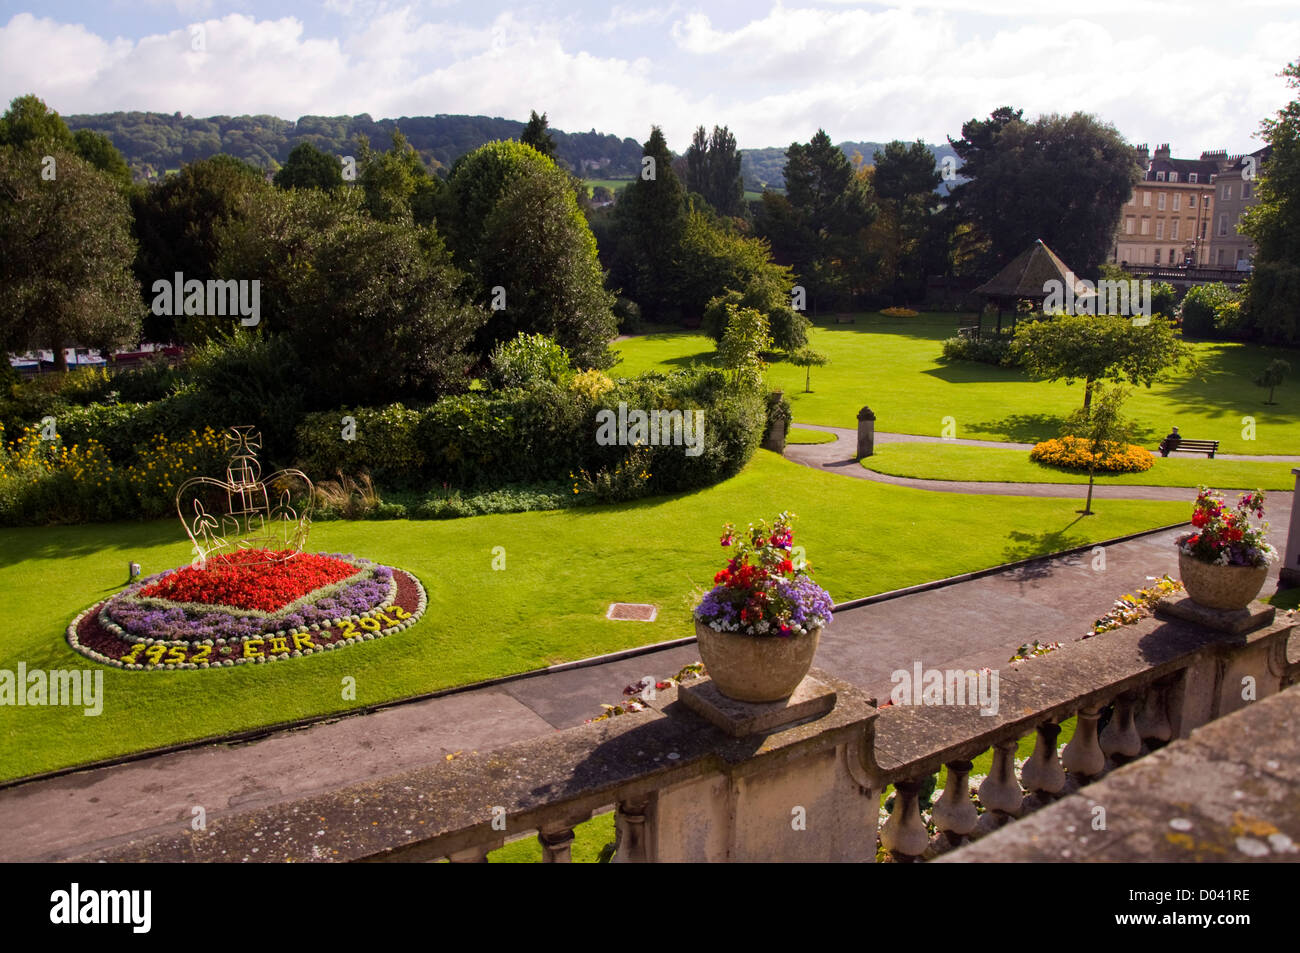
[859,443,1296,490]
[612,313,1300,454]
[787,427,837,445]
[489,811,615,863]
[0,451,1187,782]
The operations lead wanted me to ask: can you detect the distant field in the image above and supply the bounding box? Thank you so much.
[584,178,633,194]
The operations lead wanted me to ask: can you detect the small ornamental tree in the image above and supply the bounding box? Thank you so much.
[717,304,772,389]
[1011,313,1192,412]
[1061,383,1134,516]
[790,348,829,392]
[1254,357,1290,404]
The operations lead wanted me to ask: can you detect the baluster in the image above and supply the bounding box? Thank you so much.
[1134,682,1173,744]
[1062,705,1106,778]
[1019,721,1066,797]
[613,799,649,863]
[977,738,1023,817]
[931,760,979,843]
[538,826,576,863]
[1100,692,1141,761]
[880,777,930,859]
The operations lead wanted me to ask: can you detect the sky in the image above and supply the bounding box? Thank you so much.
[1,1,1297,154]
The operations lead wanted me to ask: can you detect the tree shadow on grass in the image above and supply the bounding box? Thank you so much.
[999,517,1089,580]
[968,413,1069,444]
[922,362,1028,385]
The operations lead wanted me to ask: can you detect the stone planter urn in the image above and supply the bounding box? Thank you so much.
[1178,551,1268,611]
[694,619,821,702]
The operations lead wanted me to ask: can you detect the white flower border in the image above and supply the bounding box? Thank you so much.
[66,567,428,671]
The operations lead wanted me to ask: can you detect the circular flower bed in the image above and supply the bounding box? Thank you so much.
[1029,436,1154,474]
[67,549,427,670]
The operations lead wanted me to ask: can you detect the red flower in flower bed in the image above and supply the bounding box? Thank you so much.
[140,549,360,612]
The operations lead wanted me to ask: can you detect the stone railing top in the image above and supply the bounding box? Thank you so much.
[74,669,876,863]
[866,603,1295,787]
[938,681,1300,862]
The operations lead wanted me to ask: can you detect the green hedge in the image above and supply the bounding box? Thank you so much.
[295,370,765,498]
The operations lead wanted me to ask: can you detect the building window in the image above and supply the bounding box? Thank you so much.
[1237,249,1247,263]
[1125,217,1135,235]
[1141,218,1151,235]
[1222,184,1232,200]
[1172,194,1181,211]
[1157,193,1166,210]
[1242,181,1252,199]
[1156,171,1166,181]
[1217,249,1225,265]
[1156,220,1164,239]
[1188,194,1197,208]
[1170,172,1179,183]
[1154,248,1162,263]
[1218,214,1228,236]
[1189,173,1198,183]
[1201,222,1208,239]
[1171,220,1180,240]
[1143,192,1151,207]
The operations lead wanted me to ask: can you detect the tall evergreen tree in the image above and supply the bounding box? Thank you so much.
[521,110,557,160]
[610,126,687,319]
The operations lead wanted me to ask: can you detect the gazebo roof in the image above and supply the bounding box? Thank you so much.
[973,239,1095,300]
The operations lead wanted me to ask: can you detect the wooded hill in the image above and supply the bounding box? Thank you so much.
[63,109,961,192]
[62,111,645,180]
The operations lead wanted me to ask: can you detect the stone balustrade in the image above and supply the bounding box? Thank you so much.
[77,595,1297,863]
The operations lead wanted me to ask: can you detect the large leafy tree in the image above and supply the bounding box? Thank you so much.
[215,187,486,406]
[684,124,744,217]
[0,95,131,189]
[609,126,688,319]
[355,130,441,224]
[1011,314,1192,412]
[868,140,942,297]
[758,129,874,308]
[949,108,1139,275]
[130,154,270,342]
[1241,60,1300,345]
[0,146,142,369]
[273,141,344,191]
[440,139,616,367]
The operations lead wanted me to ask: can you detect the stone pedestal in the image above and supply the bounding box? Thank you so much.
[856,406,876,460]
[1282,468,1300,587]
[679,676,837,738]
[1155,594,1276,635]
[642,669,879,863]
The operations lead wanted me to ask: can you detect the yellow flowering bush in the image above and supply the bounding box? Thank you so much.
[1030,436,1154,473]
[881,307,919,317]
[568,369,615,403]
[0,423,224,525]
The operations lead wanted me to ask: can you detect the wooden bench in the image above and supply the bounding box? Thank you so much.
[1159,437,1219,458]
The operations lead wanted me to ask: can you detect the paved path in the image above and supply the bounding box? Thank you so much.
[787,426,1298,499]
[1,435,1293,861]
[796,423,1300,463]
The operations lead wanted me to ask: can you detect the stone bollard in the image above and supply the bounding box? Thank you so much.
[856,406,876,460]
[762,392,788,453]
[1282,468,1300,587]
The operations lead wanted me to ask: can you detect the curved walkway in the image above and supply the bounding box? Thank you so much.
[793,423,1300,463]
[785,425,1297,501]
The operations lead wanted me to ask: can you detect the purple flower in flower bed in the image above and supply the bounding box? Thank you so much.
[104,559,395,642]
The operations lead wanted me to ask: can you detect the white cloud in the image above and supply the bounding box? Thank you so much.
[0,5,1294,154]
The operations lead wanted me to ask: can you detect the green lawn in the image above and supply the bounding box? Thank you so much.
[612,313,1300,455]
[787,426,837,445]
[859,442,1297,490]
[0,451,1186,782]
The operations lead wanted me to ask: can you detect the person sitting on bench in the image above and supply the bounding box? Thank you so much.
[1158,427,1181,456]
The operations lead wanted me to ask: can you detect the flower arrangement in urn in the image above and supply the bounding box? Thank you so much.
[693,512,834,702]
[1175,487,1277,610]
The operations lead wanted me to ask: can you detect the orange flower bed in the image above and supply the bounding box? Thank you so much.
[1029,436,1154,473]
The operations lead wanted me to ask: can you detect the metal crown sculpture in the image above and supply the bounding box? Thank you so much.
[176,426,314,569]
